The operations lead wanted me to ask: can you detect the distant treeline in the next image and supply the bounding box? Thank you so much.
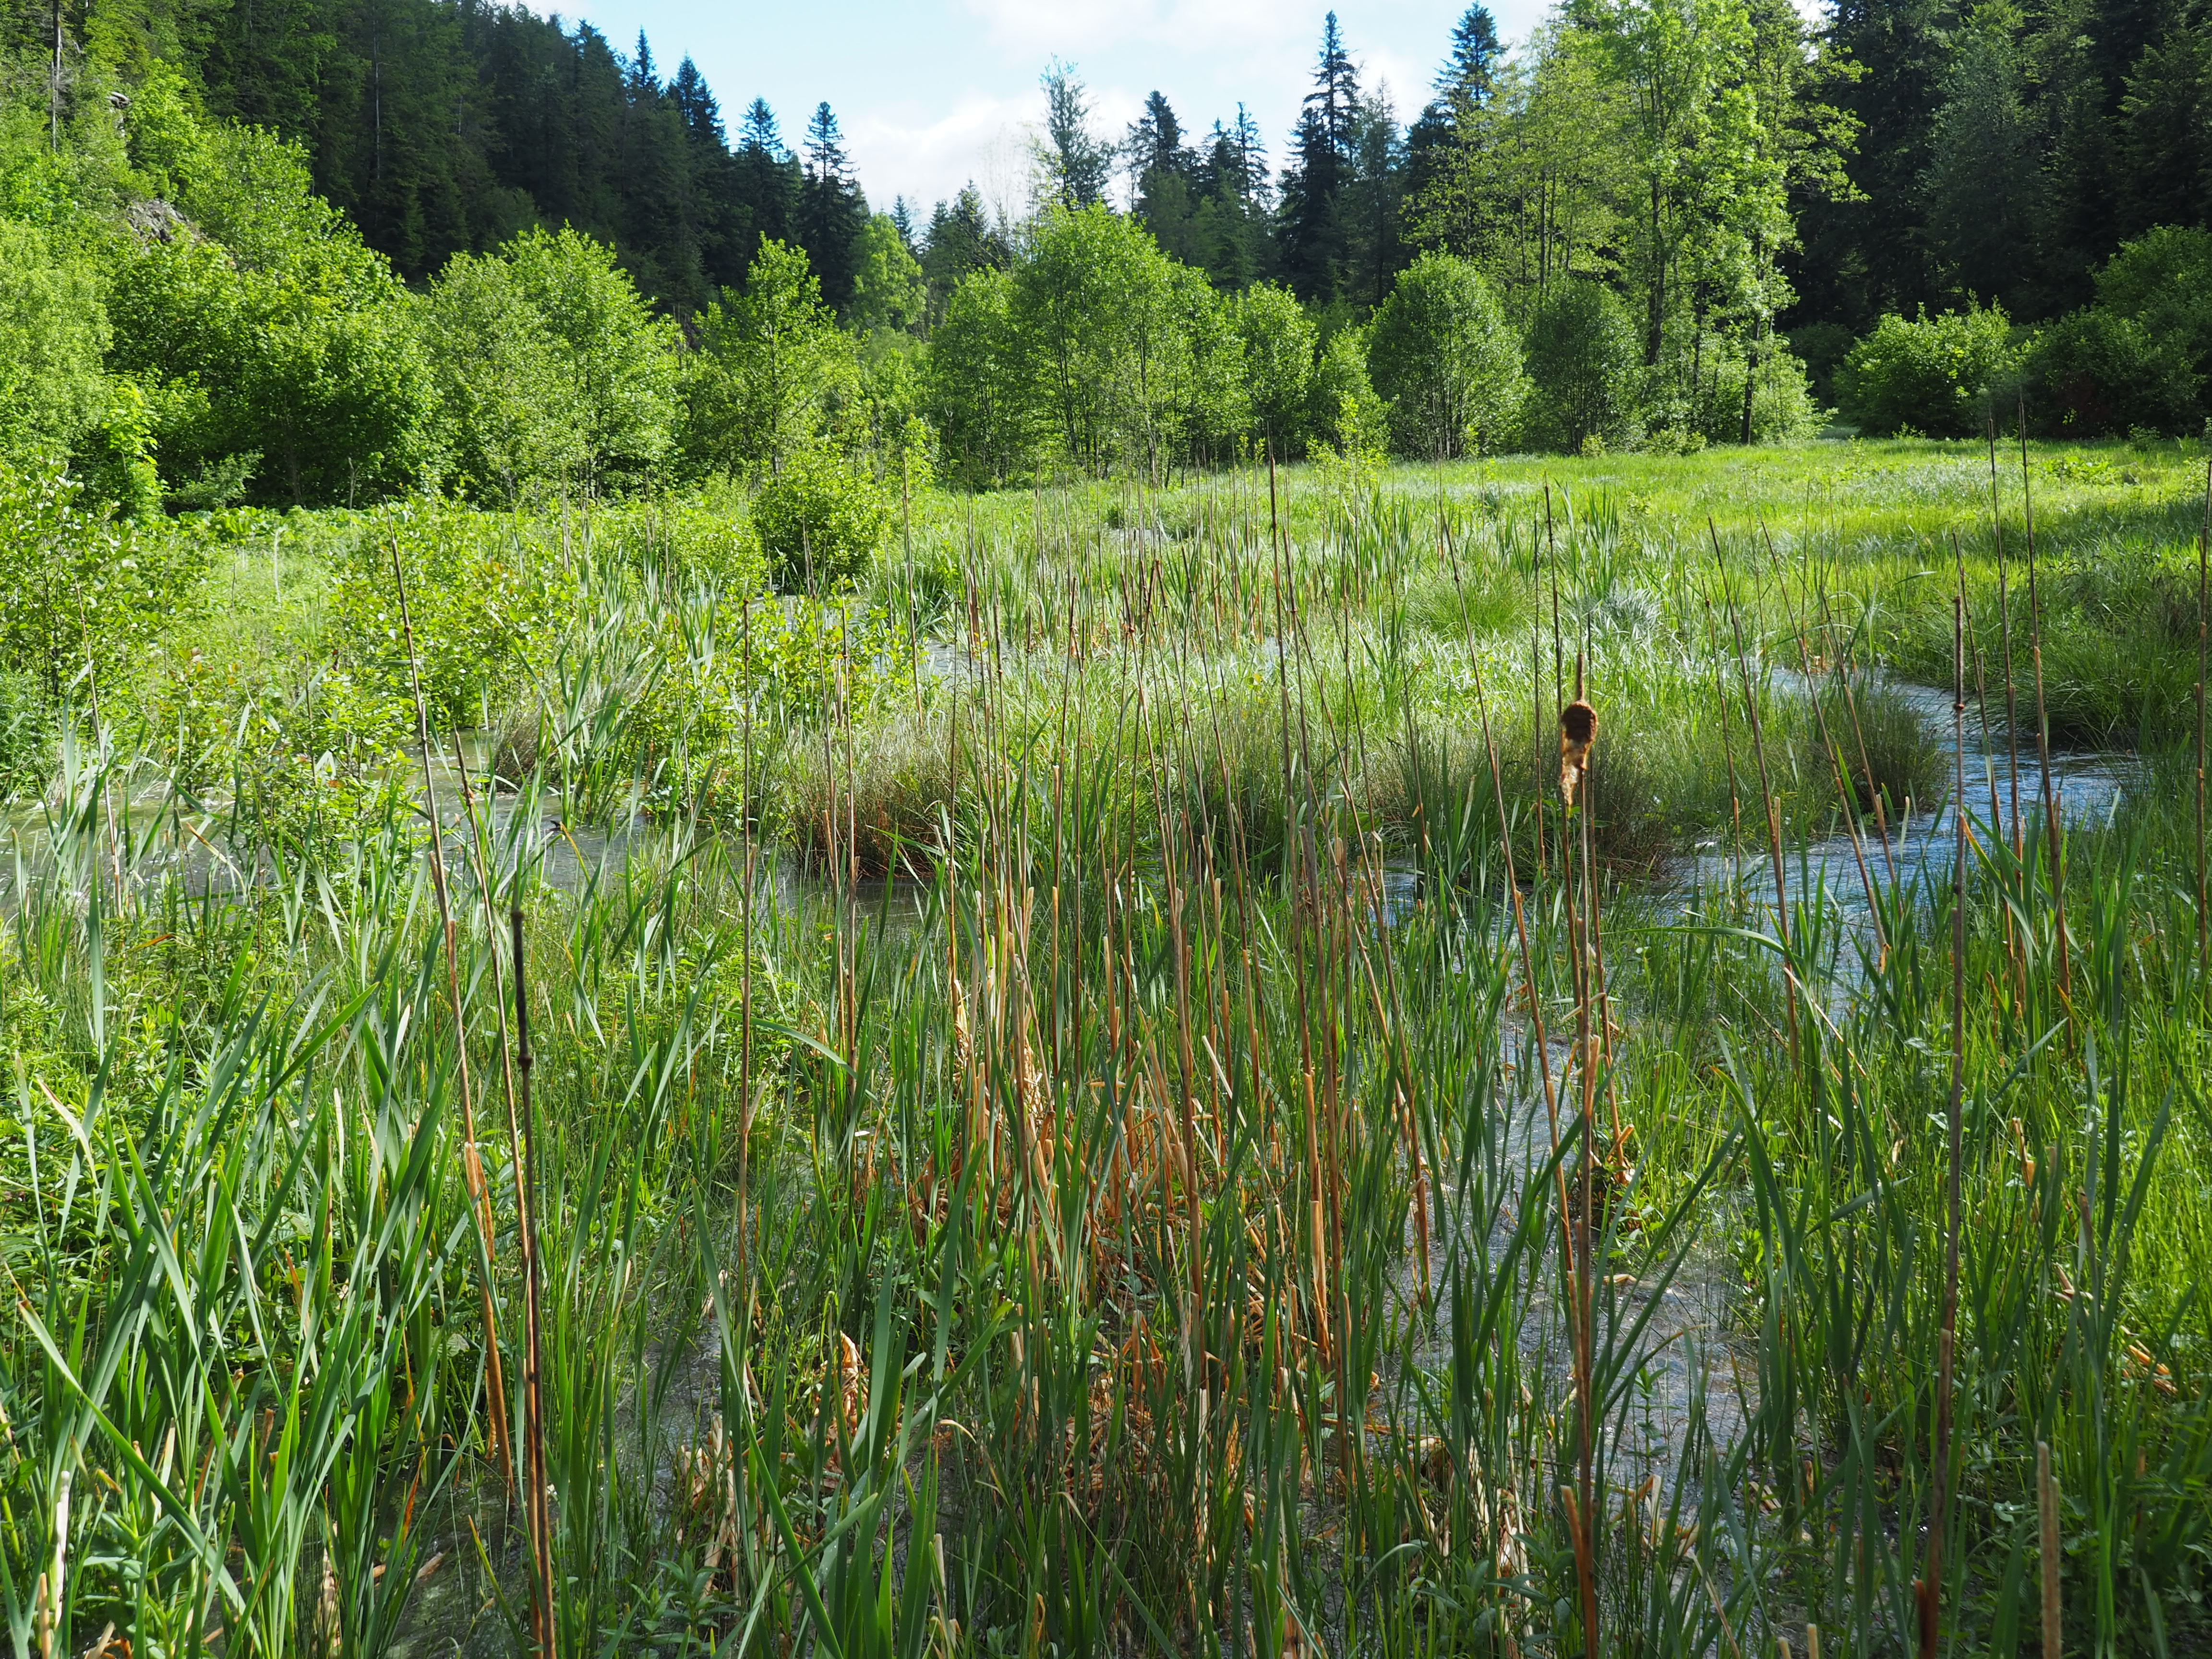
[1,0,2209,516]
[12,0,2193,337]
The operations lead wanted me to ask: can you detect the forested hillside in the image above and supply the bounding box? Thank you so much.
[1,0,2208,517]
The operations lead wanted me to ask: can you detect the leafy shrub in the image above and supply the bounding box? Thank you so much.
[1309,324,1389,460]
[0,219,108,469]
[103,123,437,506]
[2025,308,2200,436]
[1735,345,1821,443]
[925,268,1034,488]
[1522,280,1641,453]
[1366,252,1526,457]
[752,448,891,592]
[0,464,209,700]
[593,493,769,591]
[0,665,52,798]
[682,238,859,482]
[2093,226,2212,372]
[2040,225,2212,435]
[1231,284,1317,460]
[327,502,577,725]
[1838,302,2020,437]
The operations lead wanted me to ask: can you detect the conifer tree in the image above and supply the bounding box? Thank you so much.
[732,98,802,282]
[1038,60,1112,209]
[797,101,868,314]
[1277,13,1360,301]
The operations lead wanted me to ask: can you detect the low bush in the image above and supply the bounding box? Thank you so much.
[2015,226,2212,438]
[1522,280,1642,454]
[752,447,891,592]
[1838,302,2020,436]
[1367,253,1526,458]
[2026,308,2200,436]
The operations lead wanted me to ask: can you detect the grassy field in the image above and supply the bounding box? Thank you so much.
[4,434,2212,1657]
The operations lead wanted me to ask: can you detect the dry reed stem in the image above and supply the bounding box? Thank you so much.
[389,535,511,1486]
[2038,1439,2062,1659]
[510,906,557,1659]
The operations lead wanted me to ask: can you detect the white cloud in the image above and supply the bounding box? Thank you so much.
[955,0,1290,59]
[846,91,1042,218]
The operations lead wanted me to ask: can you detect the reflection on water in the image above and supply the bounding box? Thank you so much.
[1674,676,2138,927]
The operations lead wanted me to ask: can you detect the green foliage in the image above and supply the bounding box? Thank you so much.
[1523,279,1642,451]
[0,664,52,797]
[0,465,209,700]
[1367,252,1527,457]
[925,267,1036,487]
[2094,226,2212,351]
[1838,302,2021,437]
[1010,204,1202,477]
[751,447,891,591]
[1920,32,2048,314]
[1169,260,1250,465]
[2047,226,2212,434]
[326,503,579,726]
[489,226,681,493]
[593,492,769,591]
[122,60,210,199]
[683,239,859,479]
[1231,283,1318,459]
[424,246,590,502]
[104,124,435,506]
[0,219,109,468]
[1309,322,1390,458]
[848,214,925,334]
[75,377,165,518]
[2026,308,2202,436]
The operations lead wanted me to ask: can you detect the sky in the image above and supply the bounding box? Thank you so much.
[538,0,1552,223]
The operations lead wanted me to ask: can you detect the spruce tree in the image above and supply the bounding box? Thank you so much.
[733,99,801,286]
[1129,92,1202,264]
[1039,60,1111,209]
[923,185,1008,324]
[1277,13,1360,301]
[1793,0,1956,325]
[1407,5,1500,212]
[797,101,868,314]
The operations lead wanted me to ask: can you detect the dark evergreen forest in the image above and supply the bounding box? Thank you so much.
[26,0,2193,333]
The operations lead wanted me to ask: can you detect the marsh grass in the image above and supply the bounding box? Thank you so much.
[1,436,2210,1657]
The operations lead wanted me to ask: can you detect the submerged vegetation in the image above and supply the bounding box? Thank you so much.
[4,437,2212,1655]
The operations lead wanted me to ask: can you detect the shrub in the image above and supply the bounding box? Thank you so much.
[1367,253,1526,457]
[1838,302,2020,437]
[682,239,859,482]
[2068,225,2212,432]
[1705,341,1820,445]
[1307,324,1385,457]
[1231,283,1318,460]
[925,268,1035,488]
[327,501,577,726]
[2025,308,2200,436]
[2093,225,2212,361]
[752,448,891,591]
[0,464,209,700]
[104,123,437,506]
[1523,280,1641,453]
[0,665,53,799]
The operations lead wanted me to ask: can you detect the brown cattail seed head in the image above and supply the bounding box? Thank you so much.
[1559,699,1597,805]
